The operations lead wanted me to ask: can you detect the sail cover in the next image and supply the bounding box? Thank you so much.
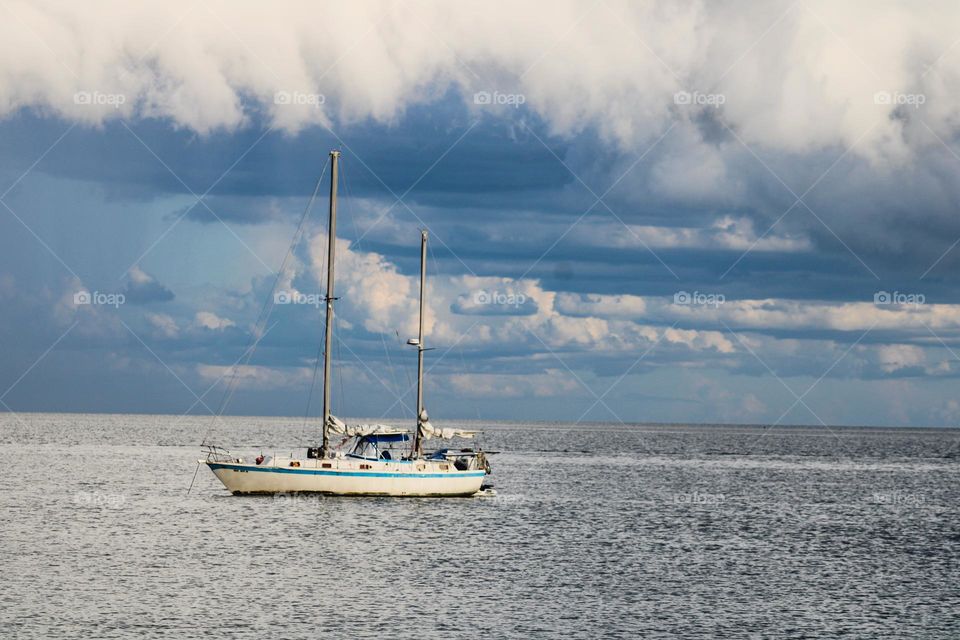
[327,414,409,438]
[327,412,476,440]
[418,410,478,440]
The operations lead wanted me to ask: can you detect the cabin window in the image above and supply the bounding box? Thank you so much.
[360,464,372,470]
[290,461,301,468]
[321,462,332,469]
[440,464,449,471]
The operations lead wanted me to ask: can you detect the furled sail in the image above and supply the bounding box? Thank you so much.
[327,414,409,438]
[326,412,475,440]
[418,409,477,440]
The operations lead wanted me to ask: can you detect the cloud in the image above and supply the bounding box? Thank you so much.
[309,236,418,336]
[663,327,735,354]
[146,312,178,338]
[594,216,811,252]
[123,265,174,304]
[450,288,539,316]
[873,344,927,374]
[556,293,648,319]
[447,370,580,398]
[196,364,311,390]
[688,374,769,422]
[194,311,235,331]
[2,0,957,162]
[4,0,960,281]
[557,292,960,337]
[182,195,290,225]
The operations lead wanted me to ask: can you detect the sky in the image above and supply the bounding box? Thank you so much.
[2,0,960,427]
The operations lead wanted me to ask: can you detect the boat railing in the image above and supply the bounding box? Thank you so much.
[201,444,238,463]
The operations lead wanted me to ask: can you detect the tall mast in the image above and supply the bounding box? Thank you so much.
[411,229,428,458]
[320,150,340,457]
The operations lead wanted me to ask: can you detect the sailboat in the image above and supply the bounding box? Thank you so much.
[201,150,492,496]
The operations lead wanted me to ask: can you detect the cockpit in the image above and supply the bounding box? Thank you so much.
[347,432,411,461]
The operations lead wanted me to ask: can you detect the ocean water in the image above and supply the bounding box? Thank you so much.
[2,413,959,639]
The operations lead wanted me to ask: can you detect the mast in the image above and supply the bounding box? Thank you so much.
[411,229,428,458]
[320,150,340,457]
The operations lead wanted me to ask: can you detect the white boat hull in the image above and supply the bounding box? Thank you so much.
[206,456,486,497]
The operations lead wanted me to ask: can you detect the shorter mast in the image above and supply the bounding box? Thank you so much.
[320,150,340,457]
[411,229,428,458]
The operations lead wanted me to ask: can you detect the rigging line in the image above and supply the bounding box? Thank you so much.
[457,343,481,422]
[427,227,439,274]
[335,314,345,422]
[428,234,477,423]
[399,329,415,419]
[298,253,328,448]
[214,209,323,423]
[379,330,403,413]
[340,156,364,253]
[344,154,406,420]
[299,339,325,449]
[197,319,282,447]
[424,233,438,414]
[296,236,331,448]
[209,157,330,427]
[426,236,446,395]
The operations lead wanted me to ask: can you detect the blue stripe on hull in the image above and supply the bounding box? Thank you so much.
[208,463,485,479]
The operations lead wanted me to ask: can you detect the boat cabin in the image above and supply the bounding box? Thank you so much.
[347,432,411,461]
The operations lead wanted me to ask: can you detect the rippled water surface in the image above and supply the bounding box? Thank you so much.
[3,414,960,638]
